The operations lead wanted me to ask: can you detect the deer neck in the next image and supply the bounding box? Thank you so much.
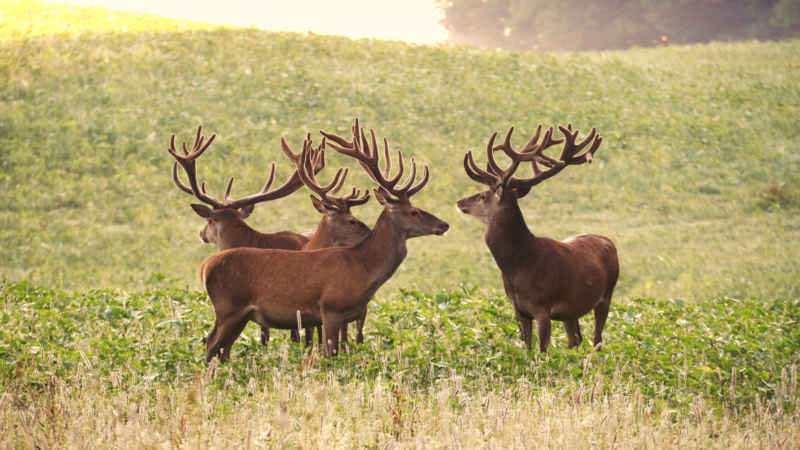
[217,219,260,250]
[303,219,331,250]
[485,199,536,273]
[354,209,408,287]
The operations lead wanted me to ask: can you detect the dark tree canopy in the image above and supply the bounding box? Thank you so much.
[436,0,800,51]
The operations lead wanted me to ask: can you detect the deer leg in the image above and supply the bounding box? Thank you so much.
[206,307,251,363]
[593,300,610,349]
[206,317,239,363]
[322,313,344,357]
[290,329,300,343]
[564,319,583,349]
[203,325,217,345]
[303,326,314,348]
[340,322,349,344]
[356,306,367,344]
[515,311,533,350]
[534,314,552,353]
[219,319,248,363]
[260,326,270,346]
[316,325,323,345]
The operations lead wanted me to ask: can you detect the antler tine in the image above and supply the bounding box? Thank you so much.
[224,177,235,204]
[172,162,194,195]
[463,152,495,186]
[396,156,418,192]
[168,126,225,209]
[211,135,326,210]
[323,119,428,202]
[405,164,430,197]
[366,129,400,185]
[465,124,603,197]
[298,140,370,212]
[558,125,601,164]
[485,131,505,176]
[485,130,524,185]
[341,187,371,208]
[505,124,601,195]
[280,135,301,163]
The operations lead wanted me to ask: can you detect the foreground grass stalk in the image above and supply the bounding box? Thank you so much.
[1,371,798,449]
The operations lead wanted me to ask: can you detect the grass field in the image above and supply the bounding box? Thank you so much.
[1,1,799,447]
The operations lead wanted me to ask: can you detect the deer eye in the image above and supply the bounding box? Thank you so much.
[411,210,420,217]
[349,219,358,225]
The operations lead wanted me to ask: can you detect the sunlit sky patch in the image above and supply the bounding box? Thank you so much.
[50,0,449,45]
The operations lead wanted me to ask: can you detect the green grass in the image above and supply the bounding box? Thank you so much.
[1,281,798,446]
[2,281,798,412]
[2,2,799,301]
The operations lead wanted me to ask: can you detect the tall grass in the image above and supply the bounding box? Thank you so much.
[3,370,798,448]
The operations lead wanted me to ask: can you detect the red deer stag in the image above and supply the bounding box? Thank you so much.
[456,124,618,353]
[169,126,321,250]
[200,119,449,361]
[169,126,371,346]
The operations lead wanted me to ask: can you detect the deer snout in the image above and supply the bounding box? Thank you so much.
[434,221,450,235]
[456,198,469,213]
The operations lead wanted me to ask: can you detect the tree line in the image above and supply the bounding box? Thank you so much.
[436,0,800,51]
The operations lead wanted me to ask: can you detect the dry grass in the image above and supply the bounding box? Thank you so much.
[3,366,798,449]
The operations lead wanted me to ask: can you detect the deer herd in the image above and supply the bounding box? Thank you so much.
[168,119,619,362]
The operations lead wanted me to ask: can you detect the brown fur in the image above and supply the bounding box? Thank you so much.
[459,191,618,352]
[457,124,618,352]
[201,200,448,361]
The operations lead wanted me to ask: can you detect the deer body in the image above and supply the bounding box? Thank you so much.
[480,194,618,350]
[169,128,370,347]
[458,124,618,352]
[201,119,449,361]
[202,204,446,361]
[191,206,309,251]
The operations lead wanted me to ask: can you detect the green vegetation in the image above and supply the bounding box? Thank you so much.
[1,1,799,447]
[1,281,798,446]
[2,2,799,302]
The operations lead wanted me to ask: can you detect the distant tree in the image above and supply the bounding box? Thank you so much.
[436,0,800,51]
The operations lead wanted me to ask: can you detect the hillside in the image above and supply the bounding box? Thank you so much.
[1,1,799,302]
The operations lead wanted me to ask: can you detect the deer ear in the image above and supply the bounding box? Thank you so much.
[238,204,255,219]
[310,195,328,213]
[191,203,213,218]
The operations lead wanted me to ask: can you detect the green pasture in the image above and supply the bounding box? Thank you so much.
[2,2,798,302]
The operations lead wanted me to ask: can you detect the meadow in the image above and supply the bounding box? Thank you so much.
[1,1,799,447]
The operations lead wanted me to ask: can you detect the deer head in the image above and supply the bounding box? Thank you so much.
[294,137,372,247]
[457,124,602,223]
[168,126,323,246]
[322,119,449,239]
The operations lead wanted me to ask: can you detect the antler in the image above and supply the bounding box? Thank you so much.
[464,124,602,195]
[321,118,429,203]
[169,126,325,210]
[168,125,227,209]
[296,137,370,212]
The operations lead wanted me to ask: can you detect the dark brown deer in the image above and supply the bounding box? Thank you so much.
[169,126,371,346]
[200,119,449,361]
[456,124,618,353]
